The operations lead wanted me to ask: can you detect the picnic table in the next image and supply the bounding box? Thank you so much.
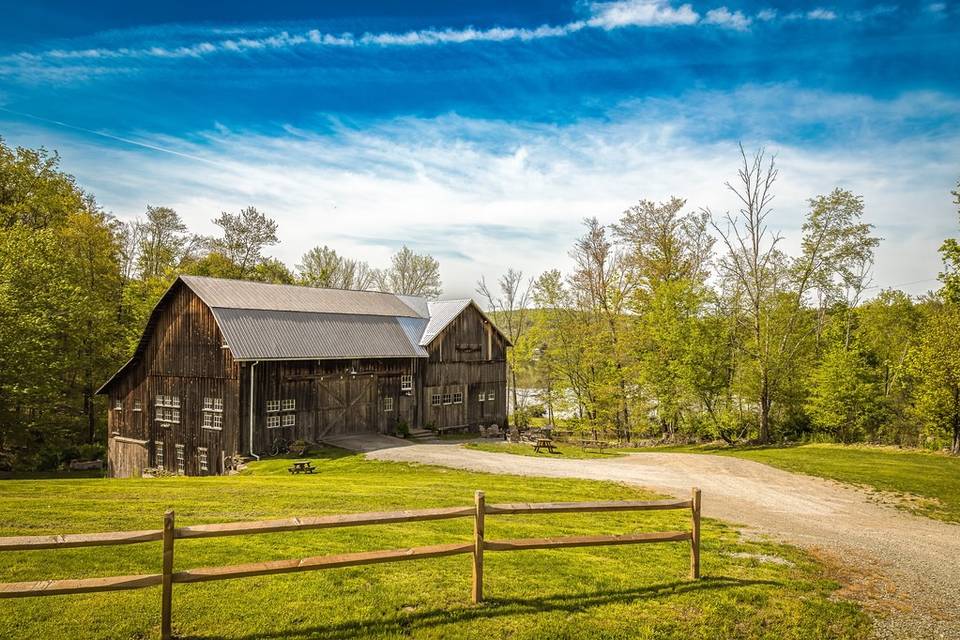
[579,439,610,453]
[288,460,316,474]
[533,437,558,454]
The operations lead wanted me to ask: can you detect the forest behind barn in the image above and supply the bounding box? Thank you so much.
[1,137,959,471]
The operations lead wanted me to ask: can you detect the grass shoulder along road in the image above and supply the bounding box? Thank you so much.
[0,448,869,640]
[463,440,627,459]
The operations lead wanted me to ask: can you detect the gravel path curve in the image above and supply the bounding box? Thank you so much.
[364,441,960,639]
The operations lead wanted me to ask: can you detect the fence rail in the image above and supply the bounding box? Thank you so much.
[0,488,702,640]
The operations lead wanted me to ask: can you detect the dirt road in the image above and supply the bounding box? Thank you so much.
[364,441,960,639]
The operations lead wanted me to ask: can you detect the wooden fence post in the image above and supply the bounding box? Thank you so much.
[472,491,485,604]
[690,488,701,580]
[161,510,175,640]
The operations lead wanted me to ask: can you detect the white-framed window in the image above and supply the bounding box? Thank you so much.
[266,400,281,413]
[452,392,463,405]
[431,394,441,406]
[202,412,223,430]
[266,415,281,428]
[400,374,413,391]
[198,447,208,472]
[175,444,185,474]
[154,441,164,469]
[487,391,495,402]
[383,397,394,412]
[156,406,180,425]
[155,395,180,409]
[133,399,142,412]
[203,397,223,412]
[281,413,296,427]
[478,393,485,403]
[281,399,295,412]
[442,393,452,405]
[213,413,222,429]
[113,399,123,410]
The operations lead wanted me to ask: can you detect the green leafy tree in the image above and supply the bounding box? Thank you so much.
[207,206,279,279]
[908,303,960,453]
[807,340,886,443]
[297,245,375,290]
[375,246,442,298]
[939,181,960,303]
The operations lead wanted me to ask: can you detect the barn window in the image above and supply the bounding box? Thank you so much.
[282,399,295,412]
[431,394,441,406]
[203,397,223,412]
[133,399,142,412]
[175,444,185,474]
[266,400,280,413]
[154,441,164,469]
[442,393,452,405]
[383,397,394,412]
[478,393,485,403]
[452,392,463,405]
[281,413,296,427]
[156,405,180,426]
[487,391,495,401]
[113,399,122,410]
[266,415,281,428]
[400,375,413,391]
[198,447,208,472]
[213,413,223,429]
[202,412,223,430]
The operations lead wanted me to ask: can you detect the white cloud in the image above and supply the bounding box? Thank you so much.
[756,9,778,21]
[703,7,753,31]
[807,8,838,20]
[586,0,700,29]
[4,88,955,299]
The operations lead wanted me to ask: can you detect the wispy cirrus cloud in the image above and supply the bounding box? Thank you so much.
[0,1,882,78]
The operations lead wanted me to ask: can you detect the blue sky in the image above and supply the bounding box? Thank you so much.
[1,0,958,298]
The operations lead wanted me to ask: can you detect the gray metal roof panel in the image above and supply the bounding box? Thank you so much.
[420,299,472,345]
[212,308,428,360]
[181,275,426,317]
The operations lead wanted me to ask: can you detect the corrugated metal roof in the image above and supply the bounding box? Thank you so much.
[212,308,429,360]
[421,299,471,345]
[181,275,425,317]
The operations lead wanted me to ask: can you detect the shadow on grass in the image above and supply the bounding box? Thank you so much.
[183,576,775,640]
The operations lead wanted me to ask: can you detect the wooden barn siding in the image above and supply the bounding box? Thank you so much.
[107,284,240,477]
[423,305,508,429]
[240,357,419,455]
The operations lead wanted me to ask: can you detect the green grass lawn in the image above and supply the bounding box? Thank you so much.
[0,449,869,640]
[701,444,960,524]
[463,440,627,459]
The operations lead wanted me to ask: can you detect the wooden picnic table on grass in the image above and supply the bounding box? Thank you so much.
[288,460,316,474]
[533,437,558,454]
[579,440,610,453]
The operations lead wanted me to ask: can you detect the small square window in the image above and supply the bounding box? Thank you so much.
[170,396,181,408]
[133,399,142,412]
[400,374,413,391]
[442,393,452,405]
[198,447,208,472]
[281,413,295,427]
[281,399,295,412]
[266,415,281,428]
[114,399,123,410]
[431,394,441,406]
[266,400,280,413]
[487,392,495,401]
[478,393,485,402]
[155,395,165,407]
[213,413,223,429]
[171,409,180,424]
[452,392,463,405]
[203,413,212,428]
[383,397,394,412]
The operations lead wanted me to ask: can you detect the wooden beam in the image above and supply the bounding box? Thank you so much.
[173,542,474,584]
[0,574,162,598]
[161,510,175,640]
[485,499,692,515]
[175,506,475,540]
[472,491,484,604]
[484,531,691,552]
[690,488,701,580]
[0,529,163,551]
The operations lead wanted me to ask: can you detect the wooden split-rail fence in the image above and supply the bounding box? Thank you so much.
[0,488,702,640]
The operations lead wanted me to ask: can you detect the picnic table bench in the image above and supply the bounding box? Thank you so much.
[533,437,558,454]
[579,439,610,453]
[288,460,316,474]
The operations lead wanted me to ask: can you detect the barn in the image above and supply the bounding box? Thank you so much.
[97,275,510,477]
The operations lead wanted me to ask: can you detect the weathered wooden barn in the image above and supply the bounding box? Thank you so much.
[97,275,509,477]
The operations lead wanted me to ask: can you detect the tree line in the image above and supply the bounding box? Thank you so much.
[490,147,960,454]
[0,138,441,470]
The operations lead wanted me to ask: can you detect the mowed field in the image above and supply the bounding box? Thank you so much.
[0,450,869,640]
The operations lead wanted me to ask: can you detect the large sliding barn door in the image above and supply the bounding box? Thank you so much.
[316,374,377,437]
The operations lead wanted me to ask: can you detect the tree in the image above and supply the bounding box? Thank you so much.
[908,303,960,453]
[375,246,442,298]
[136,206,190,279]
[208,206,279,279]
[297,245,375,290]
[807,340,885,443]
[477,269,532,423]
[939,180,960,303]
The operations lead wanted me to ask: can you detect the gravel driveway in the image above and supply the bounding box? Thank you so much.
[364,441,960,639]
